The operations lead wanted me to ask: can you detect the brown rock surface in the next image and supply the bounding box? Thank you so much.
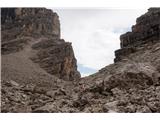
[114,7,160,62]
[1,8,80,81]
[73,8,160,113]
[1,8,60,39]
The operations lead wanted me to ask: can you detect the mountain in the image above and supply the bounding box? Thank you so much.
[1,8,160,113]
[75,8,160,112]
[1,8,80,112]
[1,8,80,82]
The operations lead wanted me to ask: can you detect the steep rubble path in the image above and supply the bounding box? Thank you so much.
[2,37,63,88]
[1,37,81,112]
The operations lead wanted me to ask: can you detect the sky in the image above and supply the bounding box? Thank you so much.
[51,8,147,77]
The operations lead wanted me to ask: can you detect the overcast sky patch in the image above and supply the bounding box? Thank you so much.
[51,8,147,76]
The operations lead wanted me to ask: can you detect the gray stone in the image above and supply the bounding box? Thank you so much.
[103,101,119,113]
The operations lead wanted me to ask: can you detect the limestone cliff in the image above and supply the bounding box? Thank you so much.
[1,8,80,81]
[114,8,160,62]
[1,8,60,39]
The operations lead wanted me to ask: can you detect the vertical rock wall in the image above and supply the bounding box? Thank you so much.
[1,8,80,81]
[1,8,60,40]
[114,8,160,62]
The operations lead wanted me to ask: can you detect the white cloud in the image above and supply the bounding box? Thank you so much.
[51,9,147,72]
[81,73,91,77]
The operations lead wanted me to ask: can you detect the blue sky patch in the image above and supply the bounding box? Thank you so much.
[78,63,97,76]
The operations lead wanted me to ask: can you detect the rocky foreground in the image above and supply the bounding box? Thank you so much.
[1,8,160,112]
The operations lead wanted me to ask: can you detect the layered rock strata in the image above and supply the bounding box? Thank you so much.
[115,8,160,62]
[1,8,80,81]
[1,8,60,39]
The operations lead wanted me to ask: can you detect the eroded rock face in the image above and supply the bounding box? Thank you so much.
[75,8,160,113]
[1,8,80,81]
[114,8,160,62]
[31,38,80,80]
[1,8,60,40]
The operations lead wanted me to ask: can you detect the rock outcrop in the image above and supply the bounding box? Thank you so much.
[114,8,160,62]
[30,38,80,80]
[1,8,60,39]
[72,8,160,112]
[1,8,80,81]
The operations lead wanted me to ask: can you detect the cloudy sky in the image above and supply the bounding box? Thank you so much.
[51,8,147,77]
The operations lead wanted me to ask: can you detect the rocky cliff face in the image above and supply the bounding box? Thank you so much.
[114,8,160,62]
[1,8,80,81]
[73,8,160,112]
[1,8,60,39]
